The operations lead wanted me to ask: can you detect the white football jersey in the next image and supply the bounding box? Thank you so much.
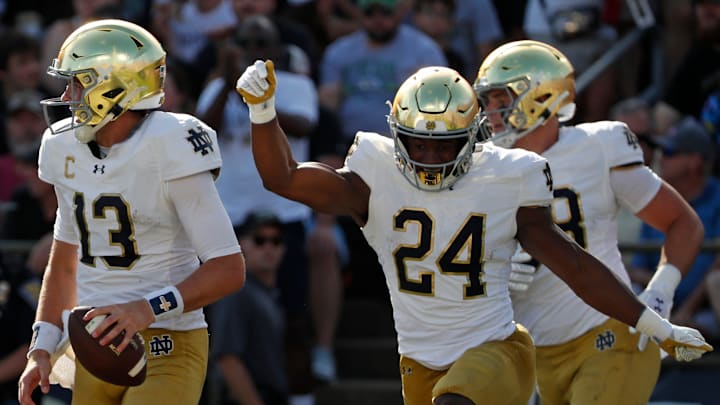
[345,132,553,369]
[511,121,660,346]
[39,111,231,330]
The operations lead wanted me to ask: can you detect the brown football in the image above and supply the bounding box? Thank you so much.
[68,306,147,386]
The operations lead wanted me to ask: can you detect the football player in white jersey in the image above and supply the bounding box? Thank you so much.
[474,40,706,405]
[17,19,246,405]
[236,60,712,405]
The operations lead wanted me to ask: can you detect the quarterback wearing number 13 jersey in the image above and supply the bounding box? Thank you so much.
[38,112,238,332]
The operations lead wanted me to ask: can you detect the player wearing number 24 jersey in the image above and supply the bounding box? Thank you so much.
[237,59,712,405]
[18,19,245,405]
[475,40,706,405]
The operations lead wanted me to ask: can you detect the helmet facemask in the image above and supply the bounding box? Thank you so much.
[388,66,480,192]
[390,115,479,191]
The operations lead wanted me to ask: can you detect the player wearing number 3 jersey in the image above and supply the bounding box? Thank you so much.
[474,40,706,405]
[237,59,712,405]
[18,19,245,405]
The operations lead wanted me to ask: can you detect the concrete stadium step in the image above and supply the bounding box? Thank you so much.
[337,297,395,339]
[315,379,403,405]
[336,337,399,380]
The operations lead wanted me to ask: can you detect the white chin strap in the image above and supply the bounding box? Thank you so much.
[75,112,114,143]
[130,93,164,110]
[557,102,576,122]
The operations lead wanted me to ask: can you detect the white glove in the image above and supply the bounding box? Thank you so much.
[635,307,713,362]
[236,59,277,123]
[508,248,538,293]
[659,324,714,362]
[631,263,681,352]
[636,288,673,351]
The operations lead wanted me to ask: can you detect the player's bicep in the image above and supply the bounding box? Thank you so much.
[282,162,369,219]
[635,181,700,234]
[166,172,241,262]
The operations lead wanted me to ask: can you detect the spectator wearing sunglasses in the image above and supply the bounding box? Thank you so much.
[210,211,290,405]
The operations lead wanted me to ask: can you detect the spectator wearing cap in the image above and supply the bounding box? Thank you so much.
[208,211,291,405]
[630,117,720,341]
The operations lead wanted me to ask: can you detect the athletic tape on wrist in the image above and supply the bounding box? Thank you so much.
[144,286,184,321]
[27,321,63,359]
[248,96,277,124]
[647,263,682,296]
[635,307,673,341]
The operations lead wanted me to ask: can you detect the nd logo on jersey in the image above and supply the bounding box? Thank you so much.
[186,127,214,156]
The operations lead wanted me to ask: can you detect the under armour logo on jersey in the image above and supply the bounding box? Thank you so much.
[595,330,616,351]
[93,164,105,174]
[543,162,553,191]
[148,334,174,356]
[186,126,214,156]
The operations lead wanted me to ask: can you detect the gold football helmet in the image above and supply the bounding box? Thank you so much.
[388,66,480,191]
[473,40,575,147]
[42,19,166,143]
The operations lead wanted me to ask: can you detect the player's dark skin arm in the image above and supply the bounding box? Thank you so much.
[516,206,647,327]
[250,118,370,225]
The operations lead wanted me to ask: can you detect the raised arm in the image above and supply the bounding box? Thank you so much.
[515,206,713,361]
[237,60,370,222]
